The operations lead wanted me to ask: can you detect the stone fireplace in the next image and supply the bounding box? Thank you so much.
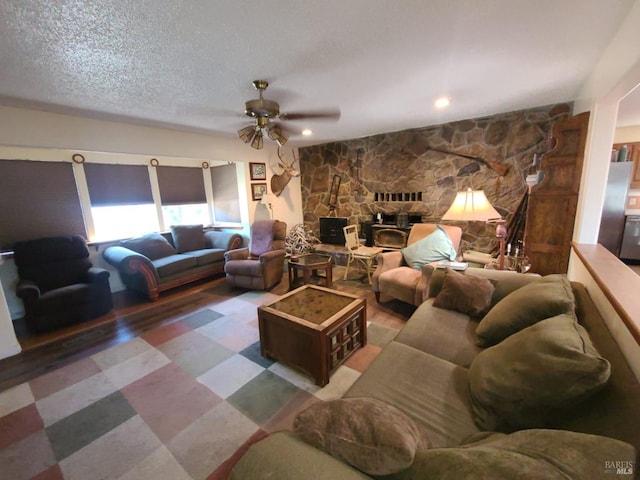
[373,228,407,249]
[299,103,570,253]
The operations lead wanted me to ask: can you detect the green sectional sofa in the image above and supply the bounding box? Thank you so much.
[103,225,242,300]
[231,267,639,479]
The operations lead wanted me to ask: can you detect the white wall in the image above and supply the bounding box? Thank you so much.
[573,0,640,243]
[0,106,303,359]
[568,0,640,373]
[614,125,640,143]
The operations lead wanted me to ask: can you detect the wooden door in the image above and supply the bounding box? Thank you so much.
[524,112,590,275]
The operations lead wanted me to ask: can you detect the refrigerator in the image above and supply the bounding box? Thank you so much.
[598,162,632,256]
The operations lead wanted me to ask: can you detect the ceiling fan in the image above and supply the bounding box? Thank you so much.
[237,80,340,149]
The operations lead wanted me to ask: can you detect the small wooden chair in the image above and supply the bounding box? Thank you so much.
[343,225,383,284]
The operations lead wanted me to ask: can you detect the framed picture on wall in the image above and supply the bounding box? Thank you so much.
[250,162,267,180]
[251,183,267,201]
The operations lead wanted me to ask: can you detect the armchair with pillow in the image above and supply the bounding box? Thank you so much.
[224,220,287,290]
[372,223,462,306]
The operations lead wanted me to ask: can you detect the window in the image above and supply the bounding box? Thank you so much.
[157,166,210,226]
[85,163,158,241]
[92,204,159,241]
[161,204,209,227]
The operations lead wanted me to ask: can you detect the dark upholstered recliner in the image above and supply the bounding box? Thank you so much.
[13,235,113,333]
[224,220,287,290]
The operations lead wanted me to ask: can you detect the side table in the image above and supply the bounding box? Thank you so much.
[288,254,333,290]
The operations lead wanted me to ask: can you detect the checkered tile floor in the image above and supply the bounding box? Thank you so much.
[0,290,398,480]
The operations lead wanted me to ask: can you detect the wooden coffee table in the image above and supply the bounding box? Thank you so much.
[257,285,366,386]
[288,253,333,289]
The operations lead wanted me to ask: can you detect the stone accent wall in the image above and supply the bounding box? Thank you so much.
[299,103,571,253]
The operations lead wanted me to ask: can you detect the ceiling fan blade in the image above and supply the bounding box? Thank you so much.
[279,109,341,121]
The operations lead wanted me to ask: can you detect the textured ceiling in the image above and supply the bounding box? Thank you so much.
[0,0,636,146]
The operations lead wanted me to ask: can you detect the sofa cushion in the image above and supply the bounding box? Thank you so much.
[230,432,372,480]
[378,266,421,305]
[401,225,456,270]
[294,398,423,475]
[406,429,635,480]
[475,274,575,347]
[394,300,482,368]
[345,341,480,448]
[122,233,177,260]
[151,254,198,278]
[182,248,225,266]
[433,268,495,318]
[36,283,94,310]
[468,314,611,432]
[170,224,206,253]
[20,258,93,292]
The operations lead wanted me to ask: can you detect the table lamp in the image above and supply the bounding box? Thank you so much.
[441,188,507,269]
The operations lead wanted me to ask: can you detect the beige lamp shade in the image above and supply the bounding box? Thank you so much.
[441,188,501,222]
[260,193,272,206]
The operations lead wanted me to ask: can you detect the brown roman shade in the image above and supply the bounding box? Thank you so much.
[0,160,86,249]
[211,164,241,222]
[157,166,206,205]
[85,163,153,206]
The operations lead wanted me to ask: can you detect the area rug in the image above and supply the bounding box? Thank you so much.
[0,290,399,480]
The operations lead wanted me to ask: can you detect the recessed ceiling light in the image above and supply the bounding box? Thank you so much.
[435,97,450,109]
[302,129,312,136]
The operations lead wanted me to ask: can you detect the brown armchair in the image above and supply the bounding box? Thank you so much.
[372,224,462,306]
[13,235,113,333]
[224,220,287,290]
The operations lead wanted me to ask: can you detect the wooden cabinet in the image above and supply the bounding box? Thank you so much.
[612,142,640,189]
[525,112,590,275]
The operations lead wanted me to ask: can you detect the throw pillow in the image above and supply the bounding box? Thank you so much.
[293,397,424,475]
[468,314,611,432]
[475,274,575,347]
[405,429,635,480]
[401,225,457,270]
[170,224,205,253]
[433,268,495,318]
[121,233,177,260]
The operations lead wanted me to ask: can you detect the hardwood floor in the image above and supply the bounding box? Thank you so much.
[0,268,413,392]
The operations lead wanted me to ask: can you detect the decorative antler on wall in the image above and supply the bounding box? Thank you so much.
[270,147,300,197]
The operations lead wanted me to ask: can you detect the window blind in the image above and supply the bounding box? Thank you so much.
[85,163,153,206]
[157,166,206,205]
[0,160,86,249]
[211,164,241,222]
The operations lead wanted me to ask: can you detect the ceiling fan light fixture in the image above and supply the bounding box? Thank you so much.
[237,79,338,149]
[237,125,255,143]
[250,129,264,150]
[268,125,288,146]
